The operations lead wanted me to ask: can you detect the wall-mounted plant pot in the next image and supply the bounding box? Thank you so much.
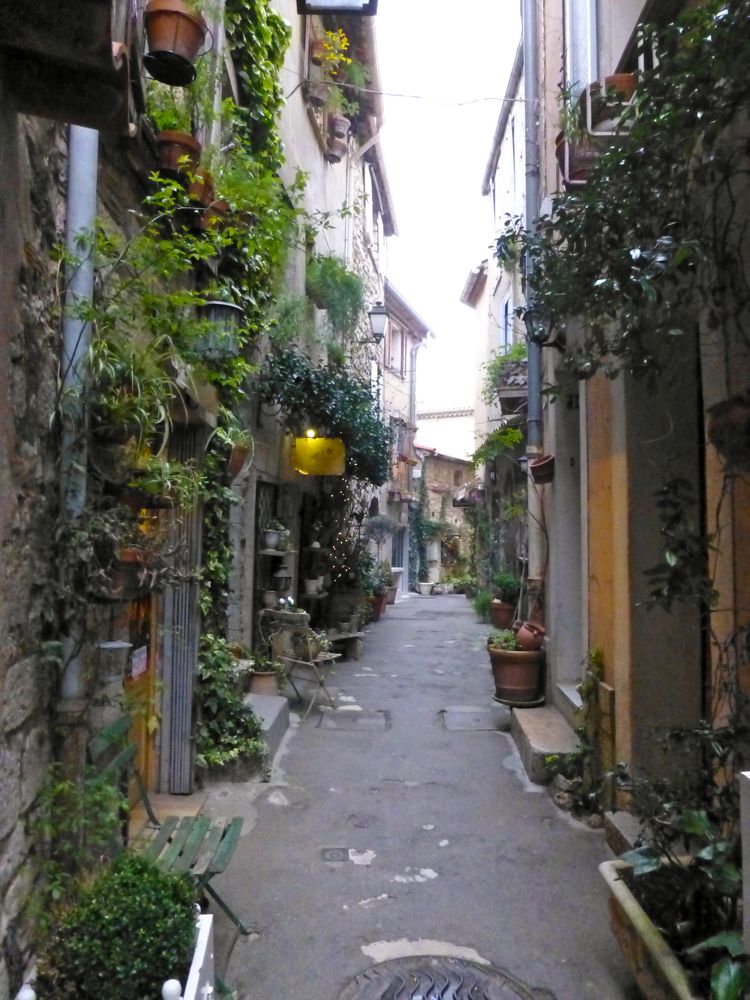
[195,300,244,360]
[555,132,600,187]
[157,130,202,175]
[309,37,325,66]
[144,0,208,87]
[707,393,750,471]
[304,79,330,109]
[488,647,544,706]
[530,454,555,484]
[324,137,348,163]
[327,113,350,141]
[604,72,637,102]
[228,444,251,480]
[102,547,149,603]
[188,168,215,206]
[193,198,229,232]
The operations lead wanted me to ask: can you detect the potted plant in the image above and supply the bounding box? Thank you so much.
[144,0,208,87]
[248,656,285,696]
[34,853,197,997]
[417,580,433,596]
[305,253,365,337]
[487,629,544,705]
[146,82,201,175]
[601,734,747,999]
[490,570,521,628]
[262,520,286,550]
[381,559,398,604]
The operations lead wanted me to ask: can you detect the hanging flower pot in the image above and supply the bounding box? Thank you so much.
[157,130,202,175]
[195,300,244,360]
[304,79,330,109]
[529,454,555,485]
[144,0,208,87]
[309,37,325,66]
[194,198,229,232]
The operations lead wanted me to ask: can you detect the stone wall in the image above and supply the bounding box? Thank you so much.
[0,71,68,995]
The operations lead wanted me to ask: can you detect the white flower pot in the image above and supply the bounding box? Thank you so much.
[417,581,433,596]
[262,529,280,550]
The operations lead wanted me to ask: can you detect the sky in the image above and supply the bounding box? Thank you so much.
[376,2,522,414]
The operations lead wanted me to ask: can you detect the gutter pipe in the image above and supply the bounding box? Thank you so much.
[522,0,542,453]
[60,124,99,701]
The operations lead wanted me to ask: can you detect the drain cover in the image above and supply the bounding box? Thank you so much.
[337,957,555,999]
[318,710,390,731]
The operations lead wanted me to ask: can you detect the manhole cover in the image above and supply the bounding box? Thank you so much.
[321,847,350,863]
[336,957,555,999]
[441,706,511,732]
[318,710,390,731]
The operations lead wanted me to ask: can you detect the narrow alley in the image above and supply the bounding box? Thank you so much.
[204,595,636,1000]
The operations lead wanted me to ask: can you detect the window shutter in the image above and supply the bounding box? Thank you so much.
[565,0,598,97]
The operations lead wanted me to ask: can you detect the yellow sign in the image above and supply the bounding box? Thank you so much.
[292,437,346,476]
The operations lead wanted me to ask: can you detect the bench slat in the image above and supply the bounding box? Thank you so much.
[141,815,180,860]
[191,817,228,879]
[157,817,195,871]
[206,817,244,875]
[171,817,213,874]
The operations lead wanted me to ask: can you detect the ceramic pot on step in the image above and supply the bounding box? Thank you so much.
[514,621,546,651]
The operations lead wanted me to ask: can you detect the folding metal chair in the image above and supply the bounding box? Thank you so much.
[271,629,341,720]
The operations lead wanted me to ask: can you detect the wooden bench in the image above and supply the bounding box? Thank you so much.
[88,716,252,938]
[328,630,365,661]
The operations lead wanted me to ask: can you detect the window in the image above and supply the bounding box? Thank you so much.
[501,295,512,353]
[453,469,462,487]
[565,0,598,98]
[388,322,406,375]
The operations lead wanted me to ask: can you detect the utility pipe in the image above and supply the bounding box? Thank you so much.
[60,124,99,700]
[521,0,546,605]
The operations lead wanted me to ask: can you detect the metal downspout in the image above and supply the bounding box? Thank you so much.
[522,0,545,611]
[60,125,99,703]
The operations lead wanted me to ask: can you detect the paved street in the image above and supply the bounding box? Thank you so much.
[204,595,637,1000]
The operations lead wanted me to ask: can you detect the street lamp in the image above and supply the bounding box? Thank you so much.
[297,0,378,13]
[367,300,388,344]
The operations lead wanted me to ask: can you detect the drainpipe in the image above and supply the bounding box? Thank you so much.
[522,0,545,615]
[59,125,98,719]
[405,342,420,594]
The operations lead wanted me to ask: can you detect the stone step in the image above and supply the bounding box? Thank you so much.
[245,692,290,765]
[510,705,579,784]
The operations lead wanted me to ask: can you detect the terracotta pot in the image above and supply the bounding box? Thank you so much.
[514,621,546,651]
[157,130,201,175]
[195,198,230,232]
[188,168,214,206]
[304,79,330,109]
[488,647,544,705]
[604,72,637,102]
[367,594,386,621]
[144,0,208,87]
[385,585,398,605]
[249,671,279,697]
[309,37,325,66]
[529,454,555,484]
[325,137,348,164]
[228,444,250,480]
[489,599,514,628]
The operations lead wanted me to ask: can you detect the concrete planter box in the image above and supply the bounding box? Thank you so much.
[599,860,697,1000]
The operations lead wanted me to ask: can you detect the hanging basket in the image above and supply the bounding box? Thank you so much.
[144,0,208,87]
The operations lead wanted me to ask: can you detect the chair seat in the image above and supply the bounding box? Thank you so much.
[137,815,244,883]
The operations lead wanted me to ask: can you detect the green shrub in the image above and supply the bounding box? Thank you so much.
[473,589,492,622]
[492,570,521,604]
[488,629,520,650]
[35,853,197,999]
